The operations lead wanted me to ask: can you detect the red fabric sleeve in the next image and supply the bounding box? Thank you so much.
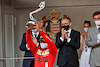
[39,30,57,54]
[26,29,37,55]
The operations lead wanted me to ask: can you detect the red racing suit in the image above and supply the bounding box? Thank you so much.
[26,30,57,67]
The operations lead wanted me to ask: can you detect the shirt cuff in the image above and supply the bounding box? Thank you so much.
[60,37,64,42]
[26,44,30,50]
[67,38,71,43]
[36,43,39,47]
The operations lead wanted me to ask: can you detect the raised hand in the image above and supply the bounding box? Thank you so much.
[61,28,65,39]
[32,37,38,45]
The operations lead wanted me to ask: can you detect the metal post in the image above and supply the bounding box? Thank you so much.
[1,0,6,67]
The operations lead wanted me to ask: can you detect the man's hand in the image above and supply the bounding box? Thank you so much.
[61,28,69,40]
[61,28,65,39]
[26,21,31,30]
[65,33,69,40]
[32,37,38,45]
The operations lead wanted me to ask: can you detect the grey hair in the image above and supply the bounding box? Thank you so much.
[62,17,72,22]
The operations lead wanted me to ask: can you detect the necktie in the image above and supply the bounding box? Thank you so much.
[98,27,100,32]
[66,32,69,39]
[34,34,37,37]
[66,32,69,34]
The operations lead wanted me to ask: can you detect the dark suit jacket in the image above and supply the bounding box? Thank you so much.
[20,32,40,67]
[55,29,80,66]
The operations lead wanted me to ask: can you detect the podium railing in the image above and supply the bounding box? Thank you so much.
[0,57,35,60]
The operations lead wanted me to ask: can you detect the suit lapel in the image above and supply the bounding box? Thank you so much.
[94,26,99,34]
[70,29,73,38]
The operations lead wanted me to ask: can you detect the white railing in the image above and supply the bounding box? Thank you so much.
[0,57,35,60]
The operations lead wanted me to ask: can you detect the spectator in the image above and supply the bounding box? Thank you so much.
[55,17,80,67]
[86,11,100,67]
[80,21,91,67]
[19,20,41,67]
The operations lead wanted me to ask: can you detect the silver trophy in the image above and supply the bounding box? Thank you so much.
[26,1,45,28]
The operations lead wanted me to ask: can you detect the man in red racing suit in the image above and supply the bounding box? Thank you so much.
[26,29,57,67]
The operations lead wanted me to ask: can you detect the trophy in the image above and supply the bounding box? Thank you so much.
[26,1,45,29]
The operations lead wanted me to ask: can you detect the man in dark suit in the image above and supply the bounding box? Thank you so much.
[55,17,80,67]
[20,20,41,67]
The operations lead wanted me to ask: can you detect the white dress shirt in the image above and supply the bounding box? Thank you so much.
[32,31,39,37]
